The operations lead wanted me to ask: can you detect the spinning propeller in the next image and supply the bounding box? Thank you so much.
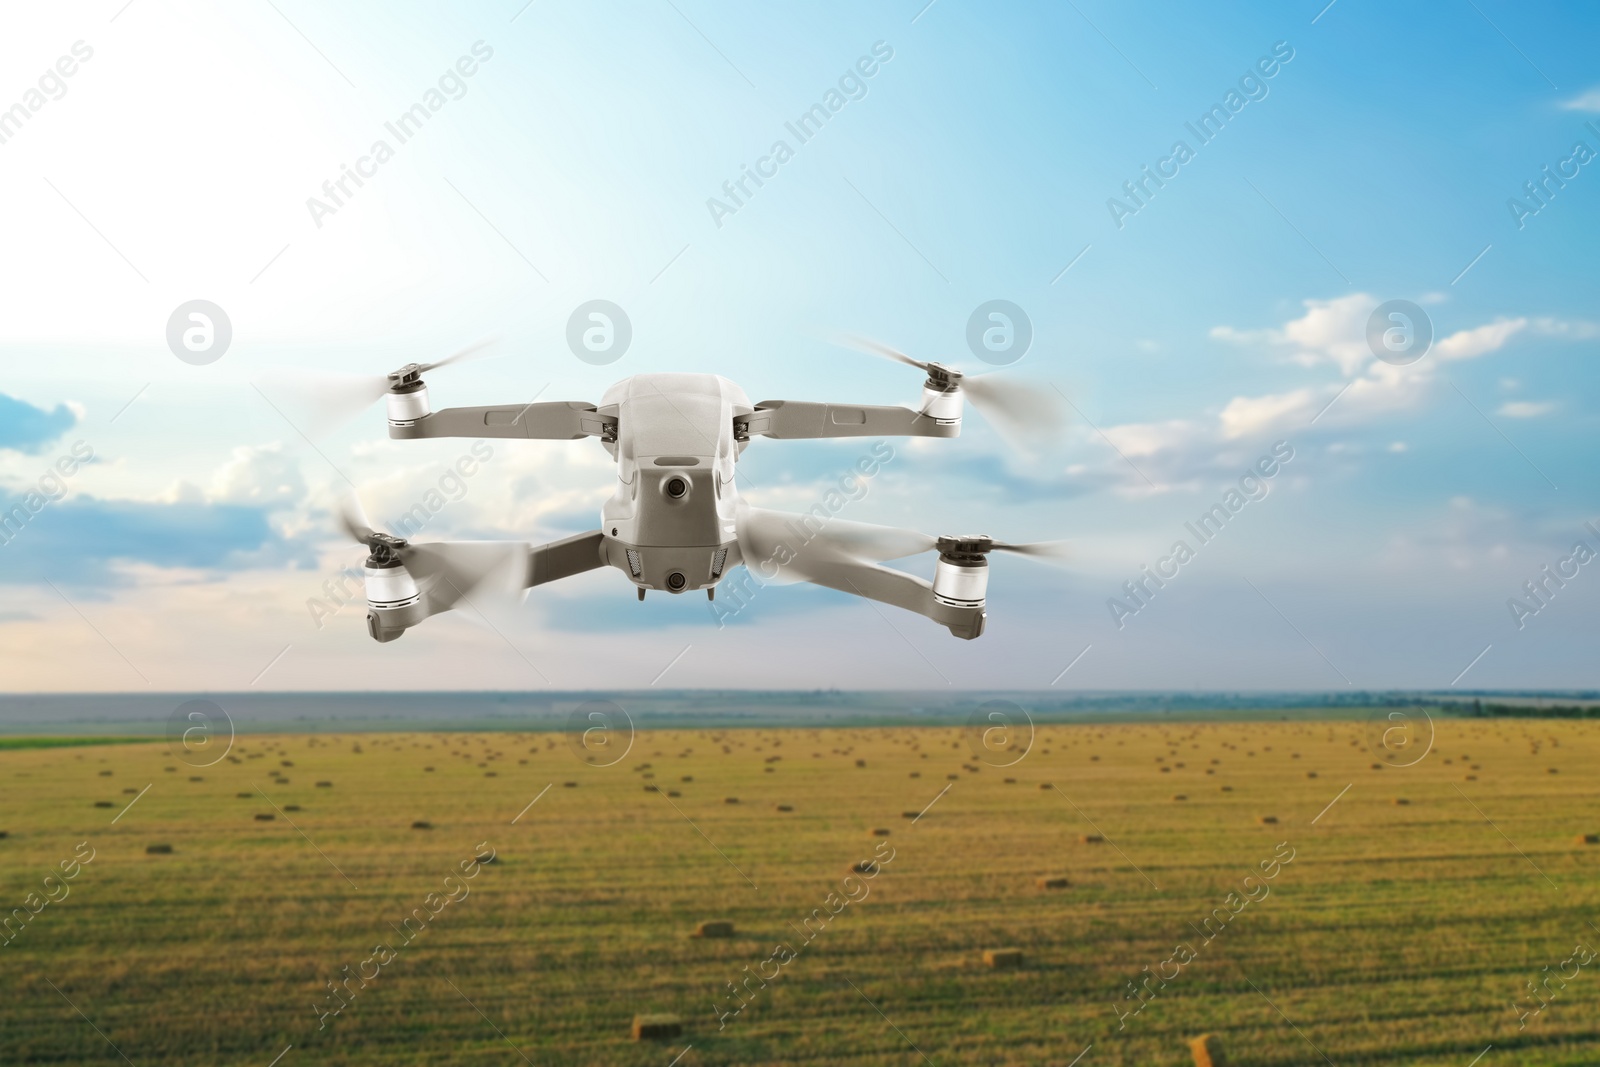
[336,494,529,614]
[256,338,499,440]
[843,337,1066,448]
[734,503,1068,586]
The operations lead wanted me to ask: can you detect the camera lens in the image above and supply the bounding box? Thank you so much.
[665,477,687,499]
[667,572,687,591]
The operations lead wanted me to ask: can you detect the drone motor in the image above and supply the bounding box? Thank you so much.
[919,363,964,424]
[385,366,433,425]
[931,534,992,607]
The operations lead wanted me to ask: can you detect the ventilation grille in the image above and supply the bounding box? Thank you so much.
[711,547,728,577]
[625,549,642,577]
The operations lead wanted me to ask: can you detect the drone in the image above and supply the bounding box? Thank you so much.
[278,341,1069,643]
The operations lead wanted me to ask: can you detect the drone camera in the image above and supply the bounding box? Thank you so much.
[664,475,689,499]
[666,571,687,592]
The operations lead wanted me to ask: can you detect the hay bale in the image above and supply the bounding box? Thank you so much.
[1004,777,1016,783]
[983,948,1023,969]
[0,831,7,839]
[855,759,866,767]
[724,797,739,804]
[146,844,173,855]
[1188,1032,1226,1066]
[237,792,252,798]
[476,851,497,864]
[631,1014,682,1041]
[315,781,333,788]
[122,787,139,794]
[1079,834,1104,844]
[1172,794,1188,801]
[284,805,301,812]
[411,820,433,830]
[692,919,735,938]
[564,782,578,788]
[188,776,204,782]
[93,801,114,808]
[1219,786,1233,792]
[1258,816,1278,825]
[850,860,880,875]
[1038,783,1052,790]
[254,813,274,821]
[667,791,682,798]
[775,804,793,812]
[869,828,891,837]
[901,811,920,819]
[643,784,659,792]
[1577,834,1599,845]
[424,766,435,772]
[98,769,113,777]
[1394,798,1410,805]
[1036,876,1070,889]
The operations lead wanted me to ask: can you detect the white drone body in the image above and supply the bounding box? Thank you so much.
[328,349,1065,644]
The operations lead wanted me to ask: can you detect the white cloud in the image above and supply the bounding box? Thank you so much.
[1435,318,1527,361]
[1559,87,1600,111]
[1278,293,1380,376]
[1211,294,1381,377]
[1098,296,1574,491]
[1100,418,1199,458]
[1219,388,1318,439]
[210,444,306,507]
[1498,401,1555,418]
[1532,317,1600,340]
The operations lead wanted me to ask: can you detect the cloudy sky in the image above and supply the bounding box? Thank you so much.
[1,0,1596,693]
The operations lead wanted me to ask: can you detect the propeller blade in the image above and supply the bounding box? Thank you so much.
[735,505,936,584]
[834,335,1066,446]
[254,338,500,440]
[336,493,377,546]
[254,369,391,441]
[989,538,1072,564]
[961,374,1066,448]
[399,541,530,612]
[838,335,935,373]
[417,336,500,374]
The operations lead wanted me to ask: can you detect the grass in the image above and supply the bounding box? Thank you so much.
[2,718,1598,1065]
[0,737,156,751]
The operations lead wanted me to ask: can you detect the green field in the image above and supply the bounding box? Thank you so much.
[3,715,1598,1065]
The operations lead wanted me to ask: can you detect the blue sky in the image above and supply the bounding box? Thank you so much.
[1,0,1596,692]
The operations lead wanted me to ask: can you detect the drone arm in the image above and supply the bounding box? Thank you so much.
[390,402,615,441]
[794,558,986,640]
[527,530,607,588]
[739,400,958,441]
[364,531,608,643]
